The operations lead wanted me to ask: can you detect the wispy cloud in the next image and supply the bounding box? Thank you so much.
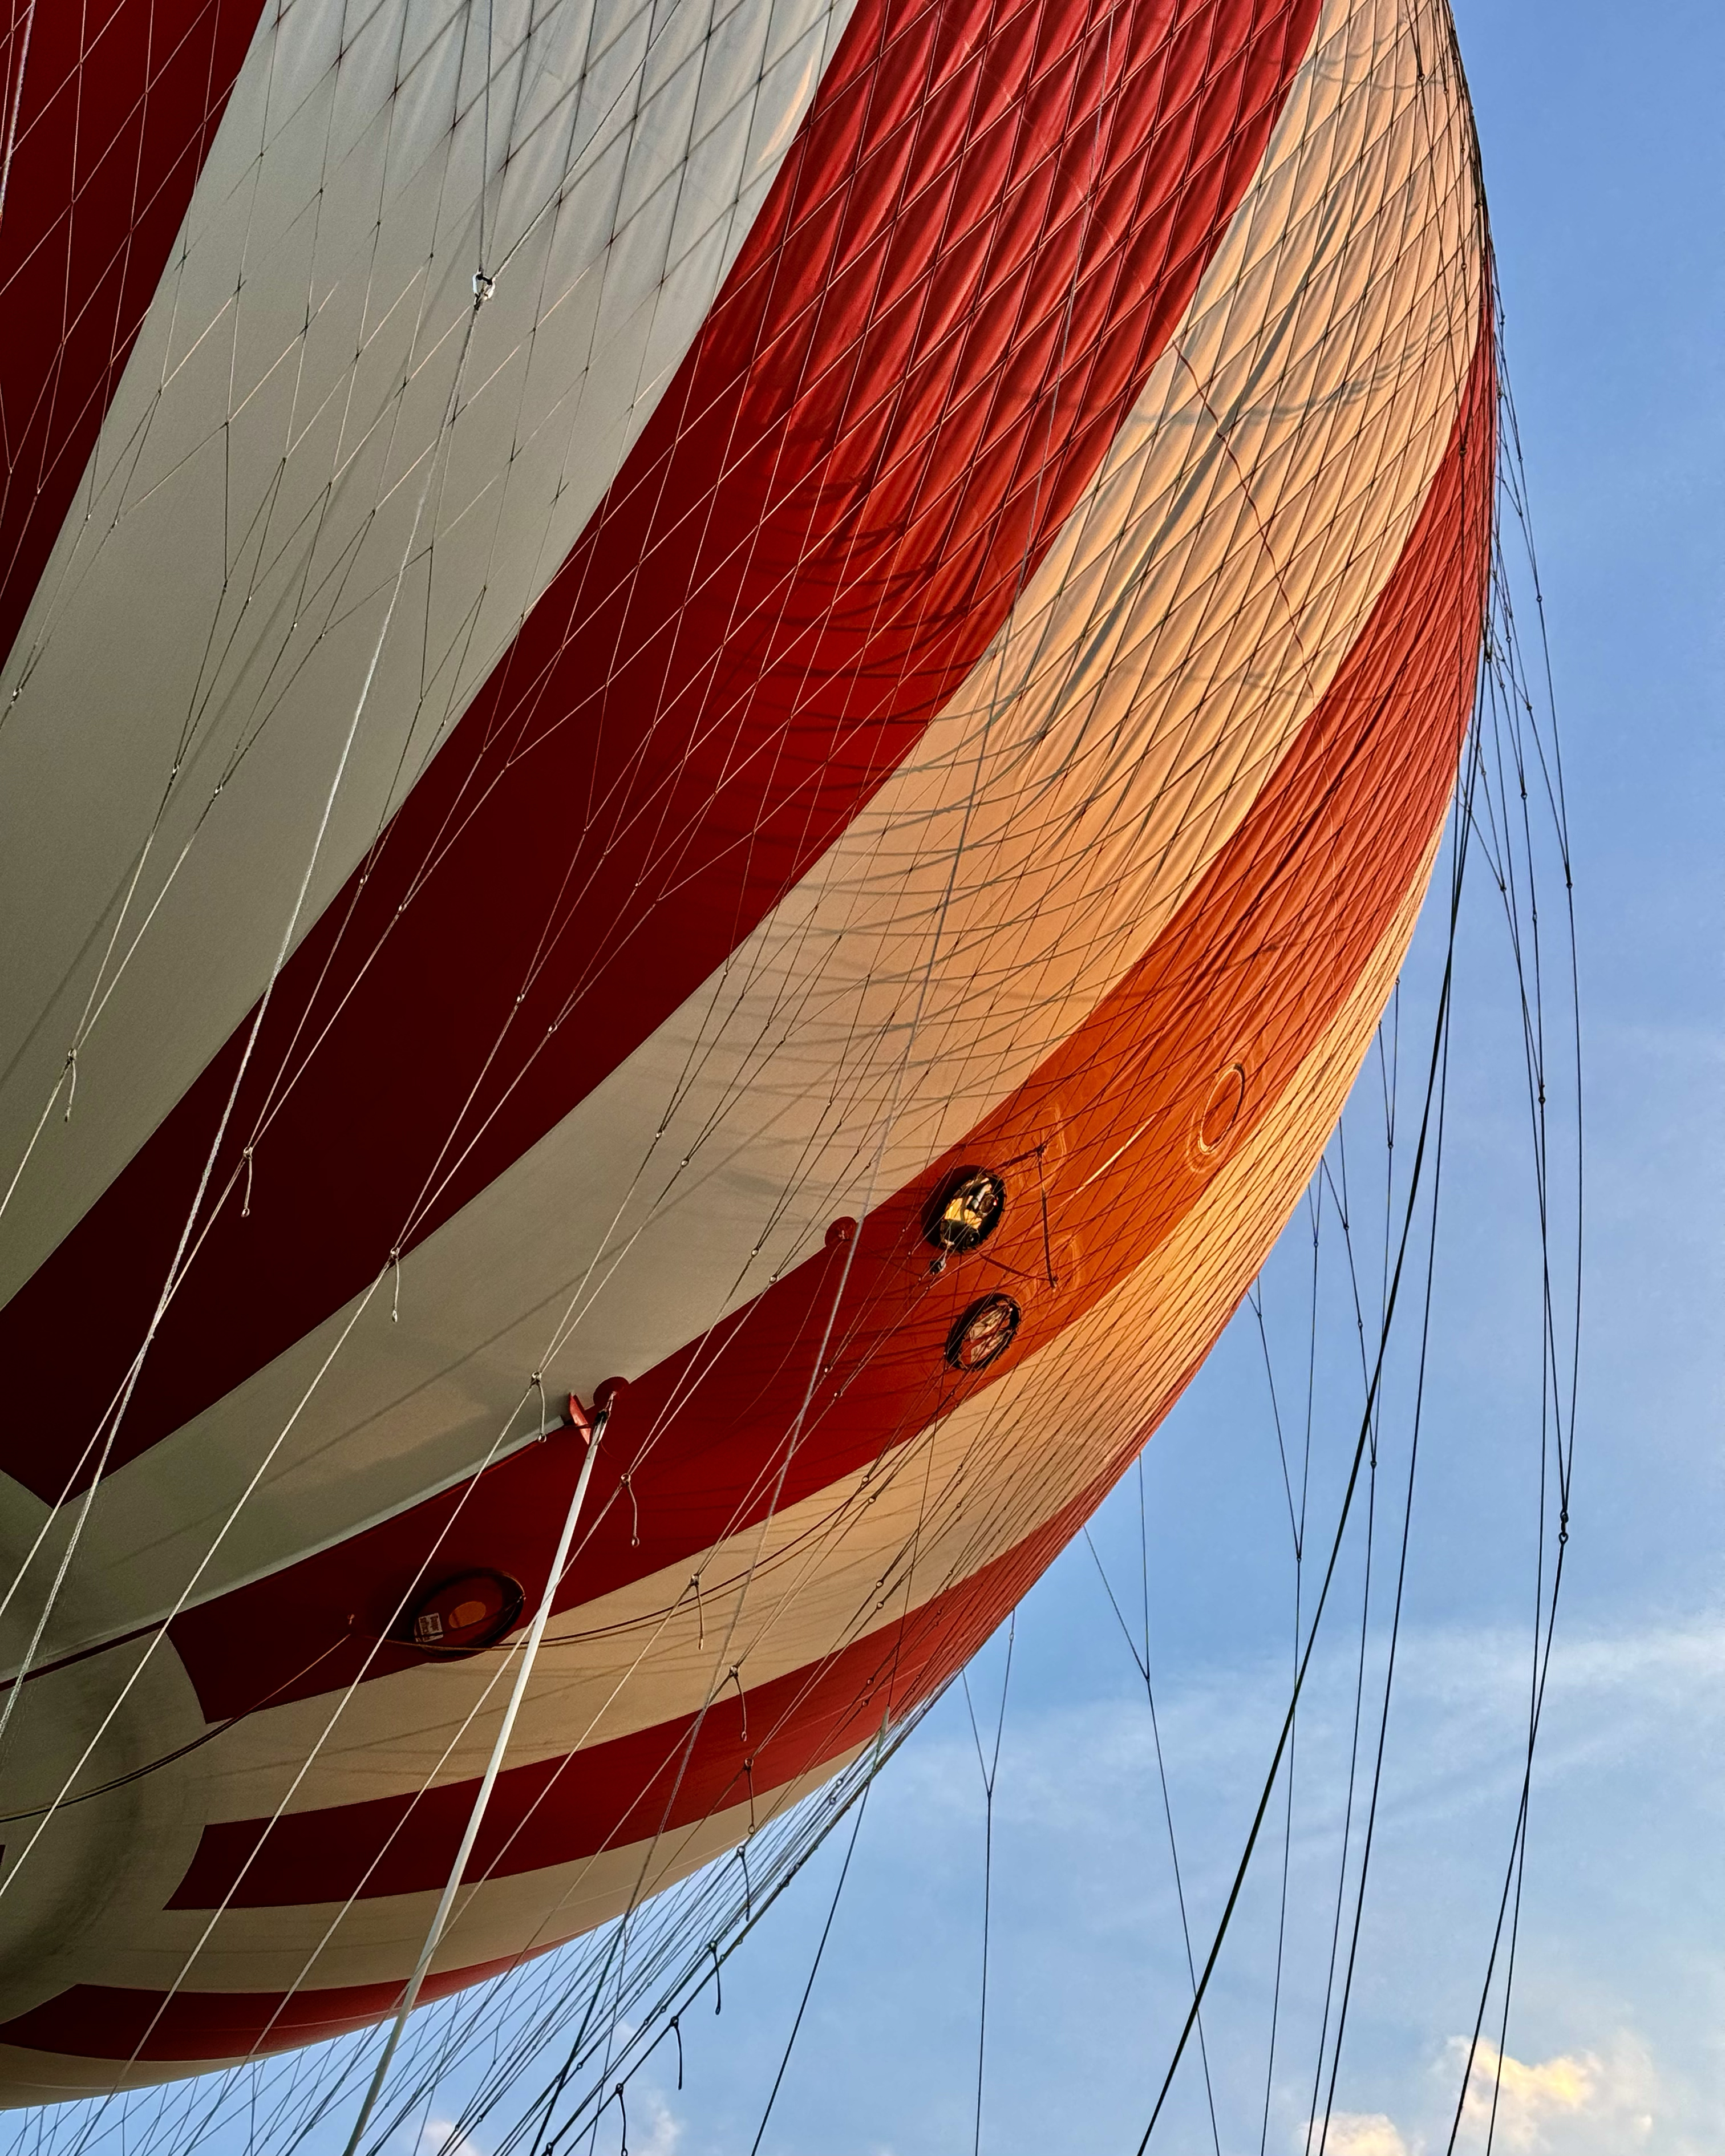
[859,1607,1720,2155]
[623,2088,682,2156]
[892,1611,1725,1875]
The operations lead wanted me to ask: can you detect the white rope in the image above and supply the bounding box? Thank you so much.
[339,1386,617,2156]
[0,0,35,229]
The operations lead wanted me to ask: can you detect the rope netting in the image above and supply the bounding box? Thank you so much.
[0,0,1577,2148]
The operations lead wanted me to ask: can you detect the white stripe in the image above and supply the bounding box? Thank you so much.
[0,1751,862,2090]
[0,0,860,1302]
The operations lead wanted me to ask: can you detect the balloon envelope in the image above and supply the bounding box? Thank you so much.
[0,0,1492,2098]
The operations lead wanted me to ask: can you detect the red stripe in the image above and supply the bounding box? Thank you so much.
[0,1465,1116,2062]
[0,1958,521,2068]
[0,0,266,668]
[0,0,1322,1500]
[168,1503,1068,1912]
[167,298,1494,1734]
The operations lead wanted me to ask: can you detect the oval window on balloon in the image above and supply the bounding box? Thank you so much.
[403,1570,524,1657]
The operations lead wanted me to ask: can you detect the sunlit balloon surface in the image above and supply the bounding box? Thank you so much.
[0,0,1492,2099]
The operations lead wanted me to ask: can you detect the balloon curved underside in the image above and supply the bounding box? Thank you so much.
[0,0,1491,2098]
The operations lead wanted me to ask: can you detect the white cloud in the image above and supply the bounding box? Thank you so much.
[419,2123,486,2156]
[1289,2033,1669,2156]
[1446,2033,1658,2153]
[1314,2113,1411,2156]
[623,2088,683,2156]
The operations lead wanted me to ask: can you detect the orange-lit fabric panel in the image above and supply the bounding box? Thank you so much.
[0,518,1477,2056]
[168,286,1492,1736]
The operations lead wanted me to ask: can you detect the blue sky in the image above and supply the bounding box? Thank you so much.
[534,8,1724,2154]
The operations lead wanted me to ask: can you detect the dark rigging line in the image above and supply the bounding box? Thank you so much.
[1315,905,1457,2156]
[961,1616,1016,2156]
[1082,1530,1223,2156]
[1439,352,1582,2156]
[1255,1170,1322,2156]
[746,1764,873,2156]
[1130,708,1481,2156]
[1305,1019,1407,2156]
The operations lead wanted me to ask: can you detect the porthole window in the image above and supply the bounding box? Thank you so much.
[925,1166,1007,1254]
[403,1570,524,1657]
[945,1293,1021,1372]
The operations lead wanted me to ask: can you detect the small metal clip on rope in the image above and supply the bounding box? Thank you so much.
[472,269,495,306]
[727,1664,747,1741]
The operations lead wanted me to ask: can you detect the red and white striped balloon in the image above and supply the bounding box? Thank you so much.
[0,0,1491,2098]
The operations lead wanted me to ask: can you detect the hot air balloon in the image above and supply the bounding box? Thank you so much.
[0,0,1493,2101]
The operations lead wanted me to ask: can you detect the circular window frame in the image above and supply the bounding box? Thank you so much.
[924,1165,1008,1255]
[945,1292,1022,1373]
